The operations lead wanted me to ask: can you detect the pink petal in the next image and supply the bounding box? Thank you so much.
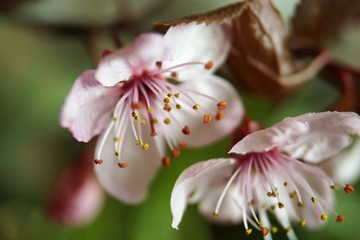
[96,33,170,87]
[163,22,231,81]
[60,70,120,142]
[229,117,309,154]
[284,112,360,163]
[94,122,164,204]
[171,158,236,229]
[169,75,244,147]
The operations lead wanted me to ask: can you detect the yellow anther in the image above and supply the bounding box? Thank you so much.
[257,221,263,227]
[163,97,170,103]
[152,118,158,124]
[114,137,121,142]
[271,205,276,211]
[271,226,278,234]
[176,104,182,109]
[311,197,317,203]
[262,205,268,210]
[164,118,171,124]
[212,212,219,218]
[115,151,120,157]
[174,93,180,98]
[134,115,139,120]
[297,201,304,207]
[245,229,252,235]
[133,120,137,126]
[284,181,288,187]
[136,139,143,145]
[321,214,328,221]
[167,93,172,98]
[278,203,284,209]
[148,108,153,113]
[267,192,273,197]
[143,143,149,150]
[289,191,297,199]
[193,104,200,110]
[132,112,137,117]
[274,187,278,191]
[113,116,119,122]
[141,119,146,125]
[299,220,306,227]
[285,227,292,233]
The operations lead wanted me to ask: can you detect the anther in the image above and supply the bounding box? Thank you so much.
[163,104,171,112]
[152,119,158,124]
[245,229,252,235]
[164,118,171,124]
[250,198,257,206]
[257,221,263,227]
[262,227,269,236]
[344,184,355,193]
[141,119,146,125]
[217,101,227,110]
[193,104,200,110]
[284,181,288,187]
[204,61,213,70]
[297,201,304,207]
[163,97,170,103]
[167,93,172,97]
[136,139,143,145]
[299,220,306,227]
[118,162,128,168]
[174,93,180,98]
[131,102,142,109]
[113,116,119,122]
[150,131,157,136]
[172,148,180,158]
[330,185,337,190]
[203,114,212,124]
[289,191,297,199]
[171,72,178,78]
[215,111,224,121]
[182,126,190,135]
[115,151,120,157]
[176,104,182,109]
[271,226,278,234]
[278,203,284,209]
[285,227,292,233]
[267,192,273,197]
[148,108,153,113]
[94,159,103,165]
[156,61,162,68]
[271,205,277,211]
[262,205,268,210]
[102,49,112,58]
[143,143,149,150]
[311,197,317,203]
[178,142,187,149]
[212,212,219,218]
[321,214,328,221]
[336,214,345,222]
[162,156,170,167]
[114,137,121,142]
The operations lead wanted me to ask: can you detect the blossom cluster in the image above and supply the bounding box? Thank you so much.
[58,0,360,239]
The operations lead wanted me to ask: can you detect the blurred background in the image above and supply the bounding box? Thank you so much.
[1,0,360,239]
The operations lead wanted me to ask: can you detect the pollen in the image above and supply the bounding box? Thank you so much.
[336,214,345,222]
[321,214,328,221]
[215,111,224,121]
[136,139,143,145]
[164,118,171,124]
[118,162,128,168]
[299,220,306,227]
[172,148,180,158]
[204,61,213,70]
[94,159,103,165]
[203,114,212,124]
[257,221,263,227]
[167,93,172,98]
[344,184,355,193]
[245,229,252,235]
[262,227,269,236]
[162,156,170,167]
[271,205,277,211]
[193,104,200,110]
[163,97,170,103]
[289,191,297,199]
[182,125,191,135]
[217,101,227,110]
[311,197,318,203]
[297,201,304,207]
[143,143,149,150]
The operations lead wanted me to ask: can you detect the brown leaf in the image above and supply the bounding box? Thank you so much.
[291,0,360,44]
[153,1,245,33]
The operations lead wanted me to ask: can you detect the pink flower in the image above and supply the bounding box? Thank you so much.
[60,22,244,204]
[171,112,359,239]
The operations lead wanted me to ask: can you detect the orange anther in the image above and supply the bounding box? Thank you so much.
[336,214,345,222]
[217,101,227,110]
[203,114,212,124]
[94,159,103,165]
[344,184,354,193]
[102,49,112,58]
[118,162,128,168]
[131,102,142,109]
[215,111,224,120]
[178,142,187,149]
[162,156,170,167]
[262,227,269,236]
[182,126,190,135]
[171,72,178,78]
[163,103,171,112]
[172,148,180,158]
[204,61,213,70]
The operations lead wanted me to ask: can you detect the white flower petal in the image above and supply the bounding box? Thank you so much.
[163,75,243,147]
[94,121,164,204]
[320,139,360,183]
[60,70,119,142]
[284,112,360,163]
[163,22,231,80]
[229,117,309,154]
[171,158,236,229]
[96,33,170,86]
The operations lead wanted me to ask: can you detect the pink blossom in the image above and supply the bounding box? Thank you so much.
[60,22,244,204]
[171,112,359,239]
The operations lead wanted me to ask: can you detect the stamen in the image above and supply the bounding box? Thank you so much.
[311,197,318,203]
[299,220,306,227]
[142,143,149,150]
[163,103,171,112]
[172,148,180,158]
[297,201,304,207]
[178,142,187,149]
[262,227,269,236]
[118,162,128,168]
[193,104,200,110]
[164,118,171,124]
[203,114,212,124]
[285,227,292,234]
[114,137,121,142]
[94,159,103,165]
[162,156,170,167]
[131,102,142,109]
[155,61,162,68]
[245,229,253,235]
[215,111,224,121]
[115,151,120,157]
[163,97,170,103]
[320,214,328,221]
[217,101,227,110]
[182,126,190,135]
[174,93,180,98]
[271,226,278,234]
[278,203,284,209]
[336,214,345,222]
[171,72,178,78]
[176,104,182,109]
[344,184,355,193]
[204,61,213,70]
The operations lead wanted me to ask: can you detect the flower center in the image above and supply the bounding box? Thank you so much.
[95,60,228,167]
[213,149,354,238]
